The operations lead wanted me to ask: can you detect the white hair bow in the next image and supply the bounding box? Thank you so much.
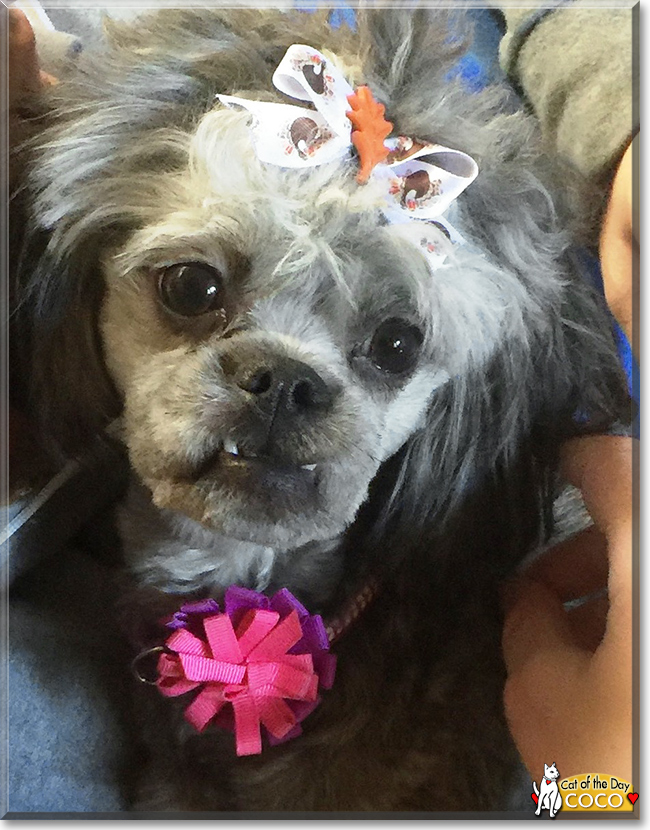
[216,45,478,271]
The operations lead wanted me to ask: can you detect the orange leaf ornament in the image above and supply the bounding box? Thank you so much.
[346,86,393,184]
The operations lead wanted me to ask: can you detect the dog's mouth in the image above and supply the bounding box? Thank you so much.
[147,431,373,545]
[191,440,321,503]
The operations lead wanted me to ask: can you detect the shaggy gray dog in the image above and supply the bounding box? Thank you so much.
[12,8,627,813]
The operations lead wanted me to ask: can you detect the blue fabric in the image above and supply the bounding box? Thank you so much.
[450,9,506,90]
[329,6,356,31]
[8,549,129,813]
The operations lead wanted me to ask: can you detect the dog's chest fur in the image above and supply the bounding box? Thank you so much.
[125,516,518,812]
[116,470,522,812]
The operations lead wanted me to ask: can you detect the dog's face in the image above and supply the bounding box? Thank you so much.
[16,10,627,574]
[98,108,503,551]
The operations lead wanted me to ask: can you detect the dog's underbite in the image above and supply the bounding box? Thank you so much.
[11,7,630,814]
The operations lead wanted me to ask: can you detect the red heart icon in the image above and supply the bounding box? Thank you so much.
[628,793,639,805]
[531,793,539,804]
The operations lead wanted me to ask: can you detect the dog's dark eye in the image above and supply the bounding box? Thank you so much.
[158,263,224,317]
[369,318,424,374]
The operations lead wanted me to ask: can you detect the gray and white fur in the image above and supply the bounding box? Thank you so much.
[12,8,628,812]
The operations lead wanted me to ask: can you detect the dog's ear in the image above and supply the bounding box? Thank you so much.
[11,223,122,460]
[357,10,630,567]
[385,266,630,571]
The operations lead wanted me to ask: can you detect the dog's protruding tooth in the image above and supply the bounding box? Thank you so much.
[301,463,317,471]
[223,439,239,456]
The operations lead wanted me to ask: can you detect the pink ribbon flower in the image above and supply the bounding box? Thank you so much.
[154,587,336,756]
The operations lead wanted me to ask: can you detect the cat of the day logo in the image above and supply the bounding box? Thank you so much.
[532,763,562,817]
[532,767,638,815]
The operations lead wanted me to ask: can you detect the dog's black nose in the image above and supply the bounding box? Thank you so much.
[228,356,335,414]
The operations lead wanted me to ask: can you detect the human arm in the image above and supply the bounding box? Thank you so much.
[502,435,634,781]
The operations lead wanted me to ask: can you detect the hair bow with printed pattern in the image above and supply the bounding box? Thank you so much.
[217,45,478,271]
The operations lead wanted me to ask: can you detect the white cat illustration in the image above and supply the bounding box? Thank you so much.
[532,762,563,818]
